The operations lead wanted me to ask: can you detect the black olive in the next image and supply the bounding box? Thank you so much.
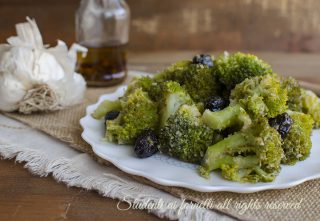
[204,96,229,112]
[105,110,120,121]
[192,54,214,67]
[134,130,159,158]
[268,113,293,139]
[105,110,120,131]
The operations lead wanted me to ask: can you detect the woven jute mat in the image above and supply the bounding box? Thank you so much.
[3,75,320,221]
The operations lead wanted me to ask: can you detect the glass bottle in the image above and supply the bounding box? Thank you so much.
[75,0,130,87]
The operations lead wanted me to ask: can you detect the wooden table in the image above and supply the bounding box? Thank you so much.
[0,52,319,221]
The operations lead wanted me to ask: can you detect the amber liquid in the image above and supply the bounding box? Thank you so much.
[76,44,127,87]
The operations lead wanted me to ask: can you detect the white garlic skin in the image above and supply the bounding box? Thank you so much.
[0,18,87,113]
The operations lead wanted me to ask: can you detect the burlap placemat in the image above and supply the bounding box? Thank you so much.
[3,76,320,221]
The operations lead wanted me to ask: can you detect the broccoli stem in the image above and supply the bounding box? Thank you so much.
[199,155,259,178]
[201,104,251,131]
[253,167,275,182]
[160,94,188,127]
[92,100,121,119]
[202,133,247,170]
[234,156,260,168]
[199,133,260,178]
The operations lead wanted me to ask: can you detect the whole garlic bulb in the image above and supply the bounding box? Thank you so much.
[0,17,87,113]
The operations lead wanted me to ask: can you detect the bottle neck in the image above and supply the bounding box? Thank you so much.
[101,0,122,7]
[80,0,122,8]
[76,0,130,47]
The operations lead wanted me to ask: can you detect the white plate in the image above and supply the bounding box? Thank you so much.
[80,81,320,193]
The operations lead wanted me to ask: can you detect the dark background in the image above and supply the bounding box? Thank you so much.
[1,0,320,52]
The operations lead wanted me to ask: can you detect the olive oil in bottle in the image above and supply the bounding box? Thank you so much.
[76,44,127,86]
[75,0,130,86]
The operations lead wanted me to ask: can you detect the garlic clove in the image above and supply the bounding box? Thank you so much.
[52,72,86,107]
[1,47,35,90]
[35,51,66,82]
[47,40,75,76]
[0,72,26,111]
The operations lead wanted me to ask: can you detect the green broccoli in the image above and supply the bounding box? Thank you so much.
[179,62,221,103]
[106,88,159,144]
[202,104,252,131]
[159,104,219,164]
[125,76,162,101]
[125,76,153,95]
[155,59,221,103]
[202,74,287,132]
[281,78,320,128]
[91,100,121,120]
[300,89,320,128]
[230,74,288,118]
[281,77,303,111]
[158,81,193,127]
[281,77,320,128]
[154,60,190,83]
[281,111,314,165]
[199,118,283,182]
[214,52,273,90]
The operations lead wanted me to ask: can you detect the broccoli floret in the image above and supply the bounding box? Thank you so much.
[154,60,190,83]
[202,74,287,131]
[214,52,273,90]
[180,62,221,103]
[125,76,153,95]
[92,100,121,120]
[202,104,252,131]
[300,89,320,128]
[159,104,219,164]
[199,118,283,182]
[184,66,220,103]
[155,60,221,103]
[106,88,159,144]
[281,77,303,111]
[230,74,288,118]
[281,111,314,165]
[280,78,320,128]
[125,76,162,101]
[159,81,193,127]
